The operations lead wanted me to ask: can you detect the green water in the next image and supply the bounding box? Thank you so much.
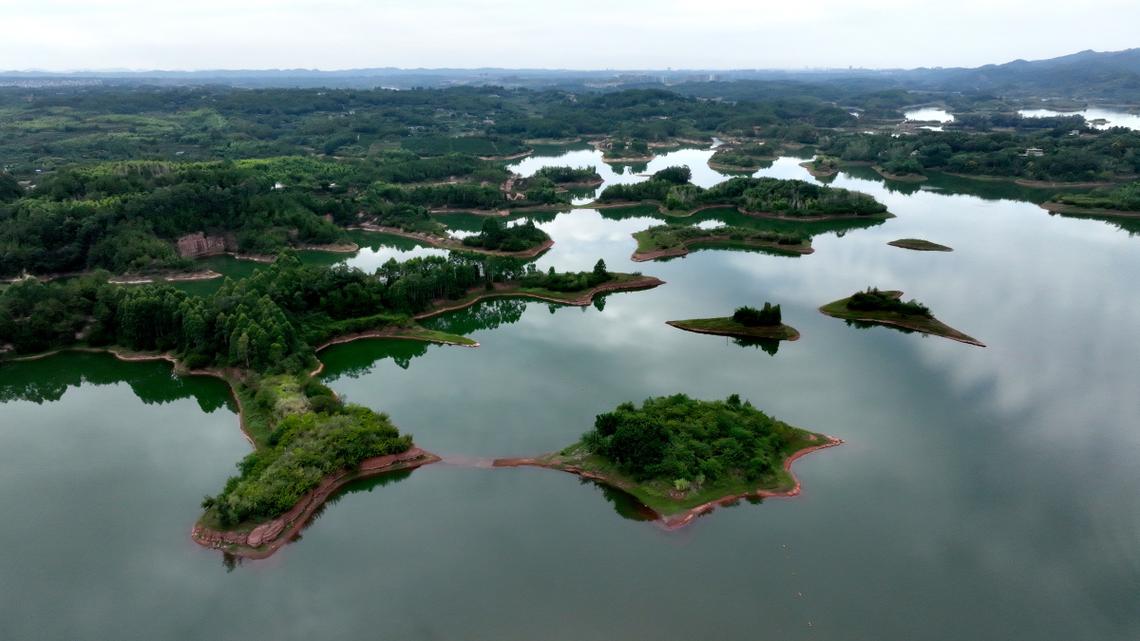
[1,155,1139,640]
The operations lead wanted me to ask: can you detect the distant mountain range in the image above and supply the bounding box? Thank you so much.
[3,48,1139,99]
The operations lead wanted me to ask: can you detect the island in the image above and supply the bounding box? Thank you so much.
[355,217,553,258]
[630,224,812,261]
[0,252,663,557]
[709,143,776,172]
[888,238,954,252]
[820,288,985,347]
[799,155,840,178]
[531,165,604,188]
[596,168,891,221]
[667,303,800,342]
[494,394,841,528]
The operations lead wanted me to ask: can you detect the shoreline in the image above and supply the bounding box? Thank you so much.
[819,294,985,347]
[799,161,839,178]
[1040,201,1140,219]
[412,276,666,321]
[492,435,842,530]
[631,235,813,262]
[588,199,892,222]
[350,224,555,258]
[665,319,801,342]
[191,448,442,559]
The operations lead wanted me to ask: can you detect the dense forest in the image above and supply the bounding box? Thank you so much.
[601,169,888,217]
[582,394,804,487]
[846,288,932,317]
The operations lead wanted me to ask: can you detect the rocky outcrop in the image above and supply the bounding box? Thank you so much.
[175,233,231,259]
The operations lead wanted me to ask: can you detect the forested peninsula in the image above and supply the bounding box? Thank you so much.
[0,253,661,557]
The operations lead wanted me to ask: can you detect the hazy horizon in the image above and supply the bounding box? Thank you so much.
[3,1,1139,73]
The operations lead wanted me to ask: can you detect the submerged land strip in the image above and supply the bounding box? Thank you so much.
[888,238,954,252]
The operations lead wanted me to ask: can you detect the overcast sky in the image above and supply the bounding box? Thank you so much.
[2,0,1138,71]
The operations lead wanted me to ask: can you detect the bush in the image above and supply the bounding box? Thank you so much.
[733,303,781,326]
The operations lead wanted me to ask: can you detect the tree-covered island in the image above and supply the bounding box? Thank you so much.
[820,288,984,346]
[596,167,891,220]
[495,394,839,527]
[631,224,812,261]
[1044,181,1140,218]
[0,253,662,557]
[668,303,800,342]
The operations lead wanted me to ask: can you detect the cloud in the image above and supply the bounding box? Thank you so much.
[1,1,1138,70]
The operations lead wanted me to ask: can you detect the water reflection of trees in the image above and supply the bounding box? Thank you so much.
[423,298,529,335]
[731,337,782,356]
[0,352,231,413]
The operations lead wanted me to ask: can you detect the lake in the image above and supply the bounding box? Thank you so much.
[1,148,1138,641]
[1019,106,1140,131]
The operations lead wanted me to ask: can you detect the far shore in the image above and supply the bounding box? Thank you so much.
[586,199,893,222]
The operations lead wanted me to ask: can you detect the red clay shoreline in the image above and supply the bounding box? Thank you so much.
[492,436,843,530]
[191,448,442,559]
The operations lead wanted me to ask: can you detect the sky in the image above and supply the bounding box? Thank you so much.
[1,0,1138,72]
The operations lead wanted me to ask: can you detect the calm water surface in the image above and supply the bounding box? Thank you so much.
[1019,107,1140,131]
[2,151,1139,641]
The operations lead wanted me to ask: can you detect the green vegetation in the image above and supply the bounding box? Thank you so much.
[601,174,888,218]
[461,219,550,252]
[888,238,953,252]
[1049,181,1140,213]
[733,303,782,326]
[668,303,799,342]
[820,288,984,347]
[709,143,775,171]
[632,224,810,260]
[532,165,602,185]
[802,155,840,176]
[531,394,827,515]
[603,138,651,160]
[820,128,1140,183]
[200,375,412,527]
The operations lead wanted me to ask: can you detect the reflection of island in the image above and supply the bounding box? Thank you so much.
[495,394,840,528]
[820,288,984,347]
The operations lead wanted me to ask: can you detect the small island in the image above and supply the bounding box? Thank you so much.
[820,288,984,347]
[631,224,812,261]
[888,238,954,252]
[596,168,891,221]
[709,143,776,172]
[531,165,604,188]
[494,394,840,528]
[667,303,800,342]
[800,155,840,178]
